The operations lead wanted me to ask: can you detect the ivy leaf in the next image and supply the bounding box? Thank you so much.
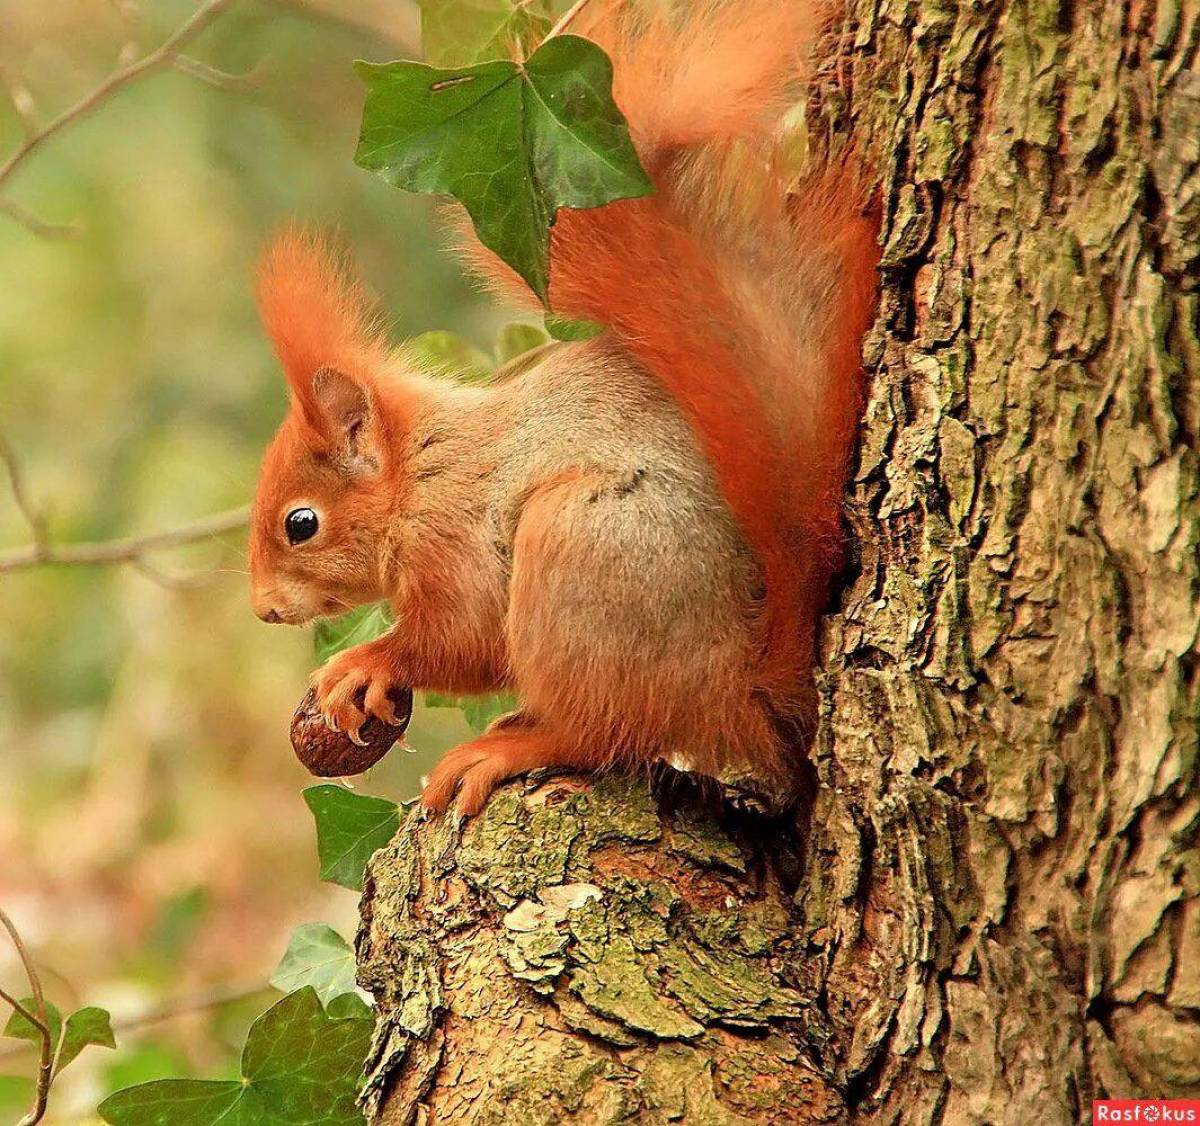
[327,993,373,1022]
[56,1006,116,1074]
[271,924,359,1007]
[314,603,392,665]
[100,1083,242,1126]
[424,691,517,736]
[304,785,401,891]
[408,330,493,384]
[495,322,549,365]
[545,313,604,341]
[355,35,653,301]
[419,0,551,67]
[97,987,372,1126]
[3,998,61,1053]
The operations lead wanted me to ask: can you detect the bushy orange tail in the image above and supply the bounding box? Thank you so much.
[463,0,880,700]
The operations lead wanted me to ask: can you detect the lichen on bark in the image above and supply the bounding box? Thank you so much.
[357,776,843,1124]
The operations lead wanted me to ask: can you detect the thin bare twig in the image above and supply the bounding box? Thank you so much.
[0,0,234,229]
[1,424,247,579]
[0,907,53,1126]
[0,199,80,239]
[2,0,421,236]
[546,0,591,39]
[131,555,221,590]
[170,54,261,91]
[116,983,272,1033]
[0,987,43,1035]
[0,982,271,1065]
[0,429,49,552]
[0,506,250,575]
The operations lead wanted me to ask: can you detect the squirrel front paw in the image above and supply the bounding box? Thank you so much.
[311,642,407,744]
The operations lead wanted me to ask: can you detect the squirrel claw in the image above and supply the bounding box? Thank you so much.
[312,644,396,741]
[373,703,399,727]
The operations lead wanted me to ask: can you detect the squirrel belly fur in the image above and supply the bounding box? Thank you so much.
[248,0,880,815]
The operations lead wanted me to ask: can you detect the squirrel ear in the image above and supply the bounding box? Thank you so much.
[310,367,376,471]
[312,366,368,429]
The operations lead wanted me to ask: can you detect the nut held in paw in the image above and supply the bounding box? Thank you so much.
[289,686,413,777]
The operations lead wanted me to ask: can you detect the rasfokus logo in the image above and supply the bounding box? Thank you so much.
[1093,1102,1200,1123]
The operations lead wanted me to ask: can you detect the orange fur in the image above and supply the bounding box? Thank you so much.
[249,232,426,626]
[582,0,820,150]
[459,0,880,702]
[421,720,583,815]
[256,228,394,437]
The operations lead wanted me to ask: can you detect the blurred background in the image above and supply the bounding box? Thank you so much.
[0,1,514,1118]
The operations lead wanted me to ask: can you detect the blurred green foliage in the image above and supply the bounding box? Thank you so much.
[1,0,642,1116]
[418,0,551,66]
[0,0,518,1119]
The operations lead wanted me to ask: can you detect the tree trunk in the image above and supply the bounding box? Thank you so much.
[355,0,1200,1121]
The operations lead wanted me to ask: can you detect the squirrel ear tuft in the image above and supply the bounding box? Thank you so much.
[256,226,388,427]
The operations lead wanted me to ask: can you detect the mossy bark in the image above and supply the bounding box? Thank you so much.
[358,778,843,1123]
[357,0,1199,1121]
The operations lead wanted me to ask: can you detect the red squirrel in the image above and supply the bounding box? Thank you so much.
[248,0,880,816]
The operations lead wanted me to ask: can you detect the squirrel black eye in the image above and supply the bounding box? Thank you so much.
[285,507,319,545]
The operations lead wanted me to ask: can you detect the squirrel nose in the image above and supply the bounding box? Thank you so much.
[258,606,283,624]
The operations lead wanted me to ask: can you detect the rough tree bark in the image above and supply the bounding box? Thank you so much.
[354,0,1200,1121]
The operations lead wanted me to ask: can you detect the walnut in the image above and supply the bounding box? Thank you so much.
[289,687,413,777]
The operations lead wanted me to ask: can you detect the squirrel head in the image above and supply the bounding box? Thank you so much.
[248,229,399,625]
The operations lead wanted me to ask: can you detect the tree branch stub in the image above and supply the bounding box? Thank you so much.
[358,774,843,1125]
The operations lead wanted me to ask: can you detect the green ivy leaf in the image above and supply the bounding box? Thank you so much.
[101,1082,243,1126]
[495,322,549,364]
[97,987,372,1126]
[544,313,604,341]
[313,603,393,665]
[56,1006,116,1074]
[271,925,359,1007]
[355,35,652,301]
[327,993,373,1022]
[304,785,401,891]
[408,330,494,384]
[424,691,517,735]
[3,998,61,1053]
[419,0,551,67]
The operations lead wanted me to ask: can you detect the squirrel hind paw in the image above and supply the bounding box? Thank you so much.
[420,727,580,817]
